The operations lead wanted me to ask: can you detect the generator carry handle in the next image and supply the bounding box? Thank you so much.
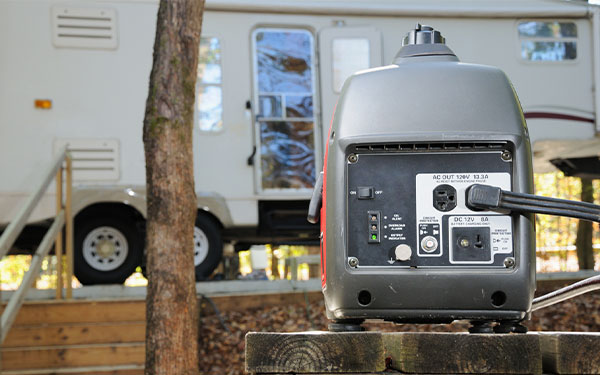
[307,171,323,224]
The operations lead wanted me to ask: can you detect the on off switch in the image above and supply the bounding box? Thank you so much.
[358,186,374,199]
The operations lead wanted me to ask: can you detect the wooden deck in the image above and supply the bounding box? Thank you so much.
[1,300,145,375]
[1,273,598,374]
[0,283,322,375]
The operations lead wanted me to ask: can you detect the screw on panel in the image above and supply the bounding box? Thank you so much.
[348,154,358,163]
[501,151,512,161]
[504,257,515,268]
[348,257,359,268]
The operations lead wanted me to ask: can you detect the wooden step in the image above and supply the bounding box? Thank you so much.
[5,300,145,326]
[1,343,145,371]
[3,291,322,326]
[0,364,144,375]
[3,322,145,348]
[0,292,322,373]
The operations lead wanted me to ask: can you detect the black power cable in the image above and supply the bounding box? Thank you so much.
[198,293,231,333]
[466,184,600,223]
[465,183,600,311]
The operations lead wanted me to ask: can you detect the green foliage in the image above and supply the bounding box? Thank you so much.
[534,172,600,271]
[0,255,31,289]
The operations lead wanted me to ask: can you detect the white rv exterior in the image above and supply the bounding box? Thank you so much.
[1,0,599,283]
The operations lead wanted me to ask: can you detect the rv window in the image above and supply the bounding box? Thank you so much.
[259,95,282,118]
[332,38,370,93]
[518,21,577,61]
[196,37,223,132]
[254,28,317,190]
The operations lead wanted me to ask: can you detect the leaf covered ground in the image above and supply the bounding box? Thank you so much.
[198,289,600,374]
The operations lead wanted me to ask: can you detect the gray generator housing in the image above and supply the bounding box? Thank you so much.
[322,37,536,323]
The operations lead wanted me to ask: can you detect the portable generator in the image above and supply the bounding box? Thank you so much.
[308,24,537,332]
[308,24,600,333]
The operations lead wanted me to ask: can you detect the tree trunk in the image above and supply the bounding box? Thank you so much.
[143,1,204,374]
[576,178,595,270]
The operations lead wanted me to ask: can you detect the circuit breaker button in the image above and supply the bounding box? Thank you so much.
[421,236,439,253]
[357,186,374,199]
[394,244,412,261]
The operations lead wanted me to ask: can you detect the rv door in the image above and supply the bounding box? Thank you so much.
[318,26,383,146]
[251,27,321,197]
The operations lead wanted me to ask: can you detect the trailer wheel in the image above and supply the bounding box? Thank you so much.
[194,214,223,281]
[74,217,143,285]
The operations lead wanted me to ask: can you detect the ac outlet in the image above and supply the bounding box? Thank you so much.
[433,184,457,212]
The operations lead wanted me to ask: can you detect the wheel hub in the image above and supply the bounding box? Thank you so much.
[82,226,129,272]
[194,226,209,266]
[96,240,116,258]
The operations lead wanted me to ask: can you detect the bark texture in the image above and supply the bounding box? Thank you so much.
[575,178,595,270]
[142,1,204,374]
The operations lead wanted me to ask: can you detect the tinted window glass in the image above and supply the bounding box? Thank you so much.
[254,29,316,190]
[285,95,313,118]
[260,121,315,189]
[195,85,222,132]
[518,22,577,38]
[521,41,576,61]
[518,21,577,62]
[256,30,313,93]
[196,37,223,131]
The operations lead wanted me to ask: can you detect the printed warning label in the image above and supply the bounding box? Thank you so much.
[448,215,513,264]
[415,172,512,259]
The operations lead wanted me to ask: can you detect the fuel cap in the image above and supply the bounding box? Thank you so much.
[402,24,445,46]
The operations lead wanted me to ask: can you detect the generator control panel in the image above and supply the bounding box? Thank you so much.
[346,144,514,269]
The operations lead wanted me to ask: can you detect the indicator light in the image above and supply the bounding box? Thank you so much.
[371,234,377,240]
[34,99,52,109]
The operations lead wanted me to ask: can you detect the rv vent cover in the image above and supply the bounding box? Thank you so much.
[53,139,120,181]
[51,6,118,50]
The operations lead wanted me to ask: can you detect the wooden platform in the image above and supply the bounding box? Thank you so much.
[2,273,598,374]
[0,279,322,302]
[0,290,322,375]
[246,331,600,374]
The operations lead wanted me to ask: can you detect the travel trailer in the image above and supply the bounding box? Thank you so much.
[1,0,599,284]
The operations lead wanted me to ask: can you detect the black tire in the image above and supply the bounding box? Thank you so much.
[194,214,223,281]
[74,216,143,285]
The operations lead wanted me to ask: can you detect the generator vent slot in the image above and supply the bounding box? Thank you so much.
[354,142,506,153]
[53,139,120,181]
[51,6,118,50]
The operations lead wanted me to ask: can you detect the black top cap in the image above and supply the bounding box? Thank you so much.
[402,23,445,46]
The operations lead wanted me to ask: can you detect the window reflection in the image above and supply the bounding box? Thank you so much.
[260,121,315,189]
[196,37,223,132]
[518,22,577,38]
[254,29,316,190]
[259,95,282,118]
[521,41,576,61]
[195,85,222,132]
[285,95,313,118]
[256,31,313,93]
[518,21,577,62]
